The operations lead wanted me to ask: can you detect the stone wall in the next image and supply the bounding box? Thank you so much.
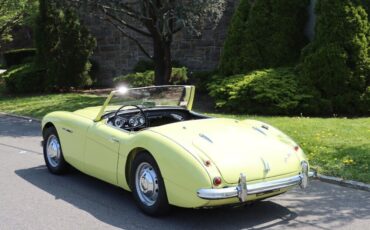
[85,0,237,86]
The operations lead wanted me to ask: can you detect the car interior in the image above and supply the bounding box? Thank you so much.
[105,107,209,131]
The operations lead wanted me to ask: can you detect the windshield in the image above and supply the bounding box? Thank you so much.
[95,85,195,121]
[112,86,188,107]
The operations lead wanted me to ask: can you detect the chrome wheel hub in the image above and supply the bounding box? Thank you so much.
[135,162,159,206]
[46,135,61,168]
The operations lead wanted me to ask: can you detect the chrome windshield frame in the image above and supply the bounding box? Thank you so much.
[94,85,195,122]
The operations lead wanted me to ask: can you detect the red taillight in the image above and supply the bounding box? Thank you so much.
[213,177,222,186]
[294,146,300,152]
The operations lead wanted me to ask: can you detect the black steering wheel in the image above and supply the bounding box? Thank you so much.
[113,105,148,130]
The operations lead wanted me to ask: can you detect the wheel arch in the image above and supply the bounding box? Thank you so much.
[119,132,213,208]
[42,122,56,138]
[125,147,151,189]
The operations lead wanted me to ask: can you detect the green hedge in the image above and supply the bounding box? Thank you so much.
[3,48,36,67]
[113,67,188,87]
[219,0,309,75]
[1,63,45,93]
[35,0,96,91]
[298,0,370,115]
[188,70,216,94]
[208,68,306,115]
[133,59,182,73]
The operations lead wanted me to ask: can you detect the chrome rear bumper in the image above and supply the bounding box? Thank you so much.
[197,163,313,201]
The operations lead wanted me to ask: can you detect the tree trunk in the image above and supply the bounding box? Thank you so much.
[153,37,172,85]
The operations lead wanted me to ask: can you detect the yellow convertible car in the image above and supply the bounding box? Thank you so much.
[42,85,310,216]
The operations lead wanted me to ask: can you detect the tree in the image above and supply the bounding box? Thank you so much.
[64,0,226,85]
[0,0,36,48]
[298,0,370,115]
[219,0,309,75]
[219,0,251,75]
[35,0,96,90]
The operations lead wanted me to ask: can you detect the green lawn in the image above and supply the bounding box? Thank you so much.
[0,93,369,183]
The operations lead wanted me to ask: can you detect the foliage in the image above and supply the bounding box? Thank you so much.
[133,59,182,73]
[298,0,370,115]
[3,48,36,67]
[219,0,251,75]
[133,60,156,73]
[219,0,309,75]
[66,0,226,85]
[0,0,35,47]
[1,63,45,93]
[114,67,188,87]
[188,70,217,93]
[114,71,154,88]
[35,0,96,91]
[208,68,306,115]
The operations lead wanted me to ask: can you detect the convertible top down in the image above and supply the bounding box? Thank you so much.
[42,85,310,216]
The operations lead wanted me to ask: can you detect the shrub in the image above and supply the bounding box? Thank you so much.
[1,63,45,93]
[208,68,306,115]
[35,0,96,91]
[219,0,309,75]
[114,67,188,87]
[219,0,251,75]
[188,70,217,93]
[133,60,155,73]
[298,0,370,115]
[114,71,154,88]
[133,59,182,73]
[3,48,36,67]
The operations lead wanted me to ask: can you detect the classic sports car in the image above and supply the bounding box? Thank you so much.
[42,85,310,216]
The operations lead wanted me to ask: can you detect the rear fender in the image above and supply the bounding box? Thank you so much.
[117,131,212,208]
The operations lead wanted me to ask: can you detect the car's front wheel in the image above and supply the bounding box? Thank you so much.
[130,152,170,216]
[43,126,68,174]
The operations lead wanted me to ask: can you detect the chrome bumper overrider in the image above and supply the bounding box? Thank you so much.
[197,162,312,202]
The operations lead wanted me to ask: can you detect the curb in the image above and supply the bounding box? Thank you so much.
[0,112,41,123]
[0,112,369,192]
[315,174,370,192]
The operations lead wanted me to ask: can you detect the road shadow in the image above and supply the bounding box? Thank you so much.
[15,166,298,230]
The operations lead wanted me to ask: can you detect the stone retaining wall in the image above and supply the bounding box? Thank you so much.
[85,0,237,86]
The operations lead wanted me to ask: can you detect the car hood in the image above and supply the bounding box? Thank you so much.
[150,118,302,183]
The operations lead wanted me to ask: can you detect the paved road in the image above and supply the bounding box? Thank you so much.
[0,115,369,230]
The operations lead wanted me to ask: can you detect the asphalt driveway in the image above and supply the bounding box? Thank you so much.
[0,114,369,230]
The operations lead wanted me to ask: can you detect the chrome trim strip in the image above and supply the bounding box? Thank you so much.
[62,128,73,133]
[197,174,302,200]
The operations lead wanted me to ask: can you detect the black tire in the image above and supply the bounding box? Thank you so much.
[43,126,68,174]
[130,152,170,216]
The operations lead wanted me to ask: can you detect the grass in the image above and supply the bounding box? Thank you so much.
[0,93,369,183]
[0,93,106,119]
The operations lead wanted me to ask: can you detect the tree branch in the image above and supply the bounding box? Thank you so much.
[104,17,153,60]
[99,4,152,23]
[99,4,152,37]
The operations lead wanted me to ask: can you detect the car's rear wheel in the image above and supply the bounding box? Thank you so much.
[43,126,68,174]
[130,152,170,216]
